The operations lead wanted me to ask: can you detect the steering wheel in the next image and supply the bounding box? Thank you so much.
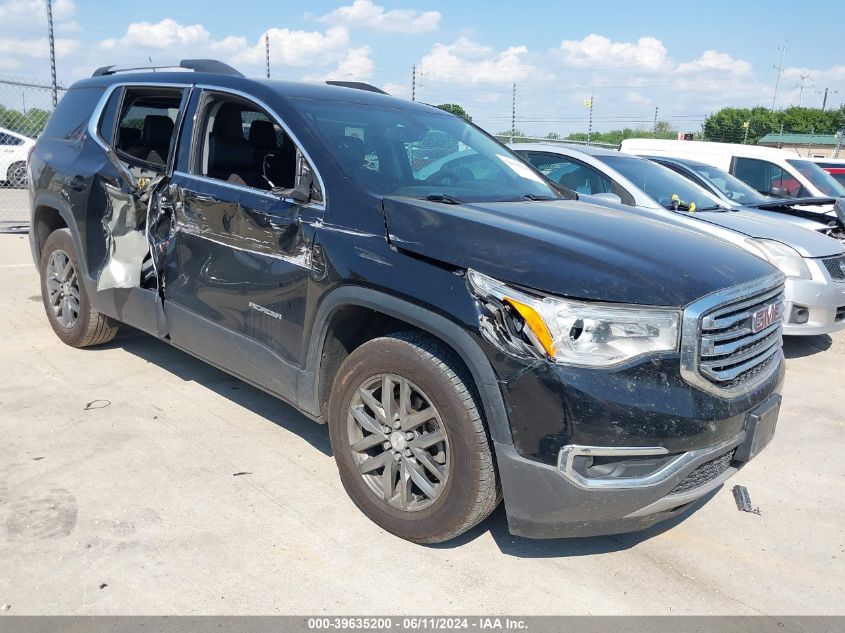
[424,165,461,186]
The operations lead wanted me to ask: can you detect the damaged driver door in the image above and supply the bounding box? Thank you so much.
[163,89,323,400]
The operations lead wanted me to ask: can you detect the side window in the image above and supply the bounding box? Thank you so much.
[525,153,613,195]
[41,87,105,141]
[0,132,24,146]
[114,88,183,167]
[732,157,805,197]
[97,88,122,145]
[194,93,316,198]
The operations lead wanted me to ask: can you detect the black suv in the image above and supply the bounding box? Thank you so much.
[29,60,785,543]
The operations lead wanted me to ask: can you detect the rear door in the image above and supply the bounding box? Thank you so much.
[165,88,325,398]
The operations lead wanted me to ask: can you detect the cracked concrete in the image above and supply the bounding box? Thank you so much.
[0,232,843,615]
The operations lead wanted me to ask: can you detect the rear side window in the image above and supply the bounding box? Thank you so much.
[114,88,184,167]
[96,88,122,145]
[41,87,105,141]
[0,132,24,146]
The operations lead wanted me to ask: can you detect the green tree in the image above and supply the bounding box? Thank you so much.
[0,105,51,137]
[564,124,677,146]
[436,103,472,122]
[546,132,562,140]
[703,105,845,144]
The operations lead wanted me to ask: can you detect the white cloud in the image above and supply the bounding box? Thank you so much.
[317,0,440,33]
[0,36,77,58]
[0,0,75,25]
[625,91,651,105]
[675,50,751,75]
[556,34,668,70]
[99,19,246,53]
[382,81,408,97]
[420,37,545,84]
[308,46,374,81]
[235,26,351,67]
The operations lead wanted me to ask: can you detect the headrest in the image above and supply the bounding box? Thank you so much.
[249,120,278,149]
[331,135,365,171]
[209,136,254,173]
[141,115,174,147]
[212,103,245,138]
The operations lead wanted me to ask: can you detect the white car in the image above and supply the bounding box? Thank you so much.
[0,126,35,189]
[512,143,845,336]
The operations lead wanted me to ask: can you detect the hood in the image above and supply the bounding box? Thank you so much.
[382,196,776,307]
[693,208,844,258]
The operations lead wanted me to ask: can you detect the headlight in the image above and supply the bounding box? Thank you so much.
[746,239,811,280]
[467,270,680,367]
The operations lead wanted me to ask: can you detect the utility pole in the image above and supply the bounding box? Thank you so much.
[816,88,839,111]
[807,126,814,157]
[652,106,659,138]
[411,65,416,102]
[771,41,788,112]
[797,72,810,107]
[265,33,270,78]
[585,90,594,144]
[778,122,784,149]
[510,82,516,143]
[834,129,843,159]
[742,120,750,144]
[46,0,57,107]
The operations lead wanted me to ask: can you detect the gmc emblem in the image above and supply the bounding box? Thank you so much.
[751,302,784,333]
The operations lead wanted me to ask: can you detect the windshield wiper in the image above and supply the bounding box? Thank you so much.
[522,193,556,201]
[424,194,462,204]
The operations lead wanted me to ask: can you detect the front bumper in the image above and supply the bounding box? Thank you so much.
[497,402,773,539]
[492,355,784,539]
[782,262,845,336]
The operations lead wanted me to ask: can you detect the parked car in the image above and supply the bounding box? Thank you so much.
[636,154,845,244]
[512,144,845,336]
[30,60,785,543]
[812,158,845,188]
[0,126,35,188]
[620,139,845,208]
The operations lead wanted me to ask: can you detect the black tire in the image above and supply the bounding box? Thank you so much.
[39,228,118,347]
[6,161,27,189]
[328,332,500,543]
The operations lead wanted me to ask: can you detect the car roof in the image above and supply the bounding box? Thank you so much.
[510,142,620,157]
[643,155,713,170]
[70,72,434,113]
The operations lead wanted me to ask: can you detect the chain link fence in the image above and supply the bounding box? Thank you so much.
[1,78,65,231]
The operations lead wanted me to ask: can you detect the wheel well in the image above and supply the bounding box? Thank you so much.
[317,306,410,417]
[32,205,67,260]
[316,305,481,421]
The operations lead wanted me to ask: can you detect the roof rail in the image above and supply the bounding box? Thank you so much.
[92,59,243,78]
[325,81,388,95]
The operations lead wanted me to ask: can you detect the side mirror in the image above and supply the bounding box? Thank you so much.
[592,192,623,205]
[768,186,789,198]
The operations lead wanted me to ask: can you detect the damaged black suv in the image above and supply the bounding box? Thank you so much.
[29,60,785,543]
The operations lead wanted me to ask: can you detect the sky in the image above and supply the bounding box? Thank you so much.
[0,0,843,136]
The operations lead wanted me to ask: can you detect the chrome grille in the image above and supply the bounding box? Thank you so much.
[681,273,785,397]
[822,256,845,281]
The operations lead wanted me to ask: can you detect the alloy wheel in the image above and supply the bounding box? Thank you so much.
[46,249,80,329]
[347,373,450,512]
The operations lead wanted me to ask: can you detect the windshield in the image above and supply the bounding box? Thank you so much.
[599,155,723,211]
[786,159,845,197]
[290,99,561,203]
[686,163,769,205]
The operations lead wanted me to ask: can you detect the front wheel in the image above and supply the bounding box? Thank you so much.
[39,228,118,347]
[6,161,27,188]
[328,332,500,543]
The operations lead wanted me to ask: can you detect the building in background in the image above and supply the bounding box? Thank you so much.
[758,133,843,159]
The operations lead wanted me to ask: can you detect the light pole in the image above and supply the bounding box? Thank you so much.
[771,42,788,112]
[46,0,57,107]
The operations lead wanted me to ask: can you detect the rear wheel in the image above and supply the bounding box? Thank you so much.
[39,229,118,347]
[328,332,500,543]
[6,161,27,189]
